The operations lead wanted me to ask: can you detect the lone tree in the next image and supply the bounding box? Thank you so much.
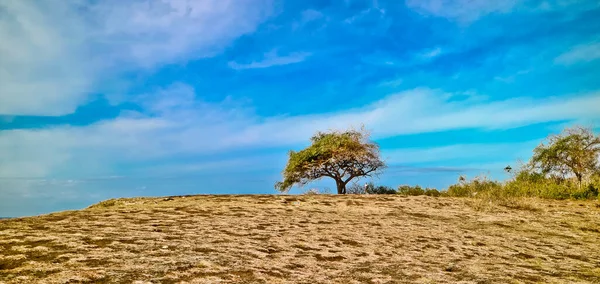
[275,127,385,194]
[529,126,600,187]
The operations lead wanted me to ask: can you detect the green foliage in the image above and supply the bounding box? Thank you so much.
[275,127,385,194]
[424,188,441,197]
[502,166,599,200]
[347,182,396,194]
[529,126,600,185]
[444,170,599,202]
[445,175,503,197]
[396,185,440,196]
[397,185,424,196]
[571,184,599,200]
[365,183,396,194]
[347,183,441,196]
[443,175,542,211]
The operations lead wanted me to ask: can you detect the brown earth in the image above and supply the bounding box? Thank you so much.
[0,194,599,283]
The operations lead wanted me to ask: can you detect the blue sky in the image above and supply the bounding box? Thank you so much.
[1,0,600,217]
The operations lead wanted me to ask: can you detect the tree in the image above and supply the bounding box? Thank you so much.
[529,126,600,187]
[275,127,386,194]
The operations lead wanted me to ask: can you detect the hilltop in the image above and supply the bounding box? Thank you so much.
[0,195,599,283]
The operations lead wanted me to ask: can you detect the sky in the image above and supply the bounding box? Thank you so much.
[1,0,600,217]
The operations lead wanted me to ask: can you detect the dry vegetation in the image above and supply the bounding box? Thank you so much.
[1,195,599,283]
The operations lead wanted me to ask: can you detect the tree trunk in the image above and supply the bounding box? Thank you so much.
[335,179,346,194]
[576,173,582,189]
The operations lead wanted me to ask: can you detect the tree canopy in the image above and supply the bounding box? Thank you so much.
[275,127,385,194]
[528,126,600,186]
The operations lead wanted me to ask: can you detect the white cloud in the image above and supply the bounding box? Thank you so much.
[419,47,443,59]
[301,9,324,23]
[0,1,92,116]
[90,0,273,68]
[405,0,519,23]
[404,0,599,23]
[554,41,600,66]
[229,50,311,70]
[383,141,539,165]
[230,89,600,147]
[0,0,273,116]
[494,69,532,83]
[1,85,599,179]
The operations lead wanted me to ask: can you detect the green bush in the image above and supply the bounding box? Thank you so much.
[396,185,441,196]
[424,188,441,197]
[445,171,599,201]
[397,185,424,196]
[571,184,599,200]
[445,175,502,197]
[347,182,396,194]
[504,172,599,200]
[366,183,396,194]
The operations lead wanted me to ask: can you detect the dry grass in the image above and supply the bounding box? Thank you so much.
[1,195,599,283]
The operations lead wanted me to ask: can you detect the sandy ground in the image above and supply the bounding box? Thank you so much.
[0,194,599,284]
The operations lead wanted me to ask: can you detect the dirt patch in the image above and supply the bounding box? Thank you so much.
[0,195,598,283]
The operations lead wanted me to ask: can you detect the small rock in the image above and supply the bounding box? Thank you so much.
[445,263,459,272]
[162,245,169,249]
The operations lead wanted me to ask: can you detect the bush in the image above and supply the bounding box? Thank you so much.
[346,182,367,194]
[445,175,502,197]
[347,182,396,194]
[302,188,332,195]
[397,185,424,196]
[444,171,599,203]
[366,183,396,194]
[424,188,441,197]
[396,185,441,196]
[504,172,598,200]
[570,184,599,200]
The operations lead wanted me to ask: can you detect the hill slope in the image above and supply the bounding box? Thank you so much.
[1,195,599,283]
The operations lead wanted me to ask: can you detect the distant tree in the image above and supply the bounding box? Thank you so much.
[528,126,600,187]
[275,127,386,194]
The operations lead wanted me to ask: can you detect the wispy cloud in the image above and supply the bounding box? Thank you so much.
[404,0,519,23]
[91,0,273,68]
[383,140,539,165]
[2,0,600,216]
[419,47,442,59]
[1,85,599,179]
[0,0,273,116]
[554,41,600,65]
[404,0,598,24]
[0,1,92,116]
[229,50,311,70]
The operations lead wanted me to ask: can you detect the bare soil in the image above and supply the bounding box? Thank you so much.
[0,195,599,283]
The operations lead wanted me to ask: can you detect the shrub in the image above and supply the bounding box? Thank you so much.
[366,184,396,194]
[302,188,332,195]
[445,171,599,203]
[396,185,440,196]
[570,184,599,200]
[347,182,396,194]
[504,172,598,200]
[424,188,441,197]
[446,175,502,197]
[303,188,320,195]
[397,185,424,196]
[346,182,367,194]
